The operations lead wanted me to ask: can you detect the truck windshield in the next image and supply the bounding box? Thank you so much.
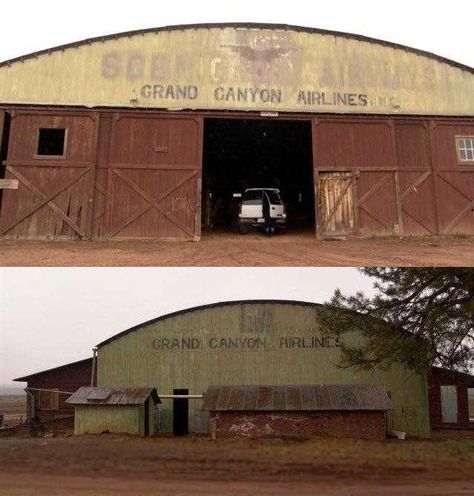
[242,190,263,205]
[264,190,282,205]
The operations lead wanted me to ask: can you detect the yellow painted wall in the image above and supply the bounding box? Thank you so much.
[97,302,431,437]
[0,26,472,115]
[74,405,142,435]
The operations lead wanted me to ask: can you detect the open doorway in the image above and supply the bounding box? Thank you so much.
[202,118,315,235]
[0,112,11,208]
[173,388,189,436]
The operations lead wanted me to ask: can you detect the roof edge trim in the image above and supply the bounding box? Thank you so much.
[0,22,472,73]
[96,300,322,349]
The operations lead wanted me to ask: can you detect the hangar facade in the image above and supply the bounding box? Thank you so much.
[0,24,473,240]
[95,300,432,437]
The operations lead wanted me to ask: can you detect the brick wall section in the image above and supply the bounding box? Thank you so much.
[428,368,473,429]
[210,411,387,441]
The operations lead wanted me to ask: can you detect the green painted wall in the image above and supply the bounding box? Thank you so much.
[74,405,141,435]
[97,302,430,437]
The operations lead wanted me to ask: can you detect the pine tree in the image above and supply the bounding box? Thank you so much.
[319,268,474,373]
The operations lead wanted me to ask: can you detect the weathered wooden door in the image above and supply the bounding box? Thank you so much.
[96,114,201,241]
[0,111,98,240]
[317,172,355,237]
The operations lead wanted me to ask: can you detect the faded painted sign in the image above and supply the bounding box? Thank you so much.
[151,334,342,351]
[2,27,471,115]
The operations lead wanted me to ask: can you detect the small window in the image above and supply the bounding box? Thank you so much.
[456,136,474,164]
[36,128,67,157]
[38,389,59,410]
[242,190,263,205]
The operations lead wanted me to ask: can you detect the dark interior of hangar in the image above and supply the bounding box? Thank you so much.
[202,118,315,234]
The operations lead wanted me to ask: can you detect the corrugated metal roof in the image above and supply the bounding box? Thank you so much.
[203,385,393,412]
[13,358,92,382]
[97,300,322,348]
[0,23,472,73]
[66,387,160,406]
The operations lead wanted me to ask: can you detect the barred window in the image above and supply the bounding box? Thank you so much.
[456,136,474,164]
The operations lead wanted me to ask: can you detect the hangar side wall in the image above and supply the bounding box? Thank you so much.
[96,303,431,437]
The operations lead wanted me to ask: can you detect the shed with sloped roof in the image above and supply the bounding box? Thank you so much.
[203,384,393,440]
[66,386,160,436]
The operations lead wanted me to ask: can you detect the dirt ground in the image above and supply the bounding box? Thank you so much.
[0,435,473,495]
[0,233,473,266]
[0,395,26,428]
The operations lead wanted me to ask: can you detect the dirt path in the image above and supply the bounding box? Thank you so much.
[1,471,473,496]
[1,436,473,495]
[0,234,473,266]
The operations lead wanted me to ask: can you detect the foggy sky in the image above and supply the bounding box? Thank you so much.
[0,268,375,385]
[0,1,472,67]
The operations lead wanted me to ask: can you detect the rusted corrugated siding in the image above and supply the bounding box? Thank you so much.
[96,301,430,437]
[204,384,393,411]
[67,386,159,405]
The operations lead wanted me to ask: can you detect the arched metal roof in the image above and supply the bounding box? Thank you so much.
[1,23,472,73]
[96,299,323,348]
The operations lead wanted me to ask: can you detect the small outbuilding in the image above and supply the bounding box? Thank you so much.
[429,367,474,430]
[203,384,393,441]
[66,387,160,437]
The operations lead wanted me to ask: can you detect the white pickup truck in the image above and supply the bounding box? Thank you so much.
[237,188,287,234]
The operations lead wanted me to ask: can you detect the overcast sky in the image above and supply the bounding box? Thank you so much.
[0,0,472,67]
[0,268,375,385]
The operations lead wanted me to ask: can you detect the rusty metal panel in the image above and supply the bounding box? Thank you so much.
[99,114,201,240]
[67,386,159,405]
[0,26,473,116]
[0,111,98,240]
[203,384,393,411]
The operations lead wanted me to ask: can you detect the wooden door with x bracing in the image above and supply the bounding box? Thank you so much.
[0,111,98,240]
[317,172,356,237]
[98,114,201,241]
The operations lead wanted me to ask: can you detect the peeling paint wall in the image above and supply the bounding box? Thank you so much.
[0,27,472,115]
[210,411,387,441]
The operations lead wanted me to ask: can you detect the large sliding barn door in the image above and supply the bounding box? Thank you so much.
[95,114,201,241]
[0,111,98,240]
[317,172,355,237]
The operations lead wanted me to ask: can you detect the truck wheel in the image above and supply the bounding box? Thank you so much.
[239,224,248,234]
